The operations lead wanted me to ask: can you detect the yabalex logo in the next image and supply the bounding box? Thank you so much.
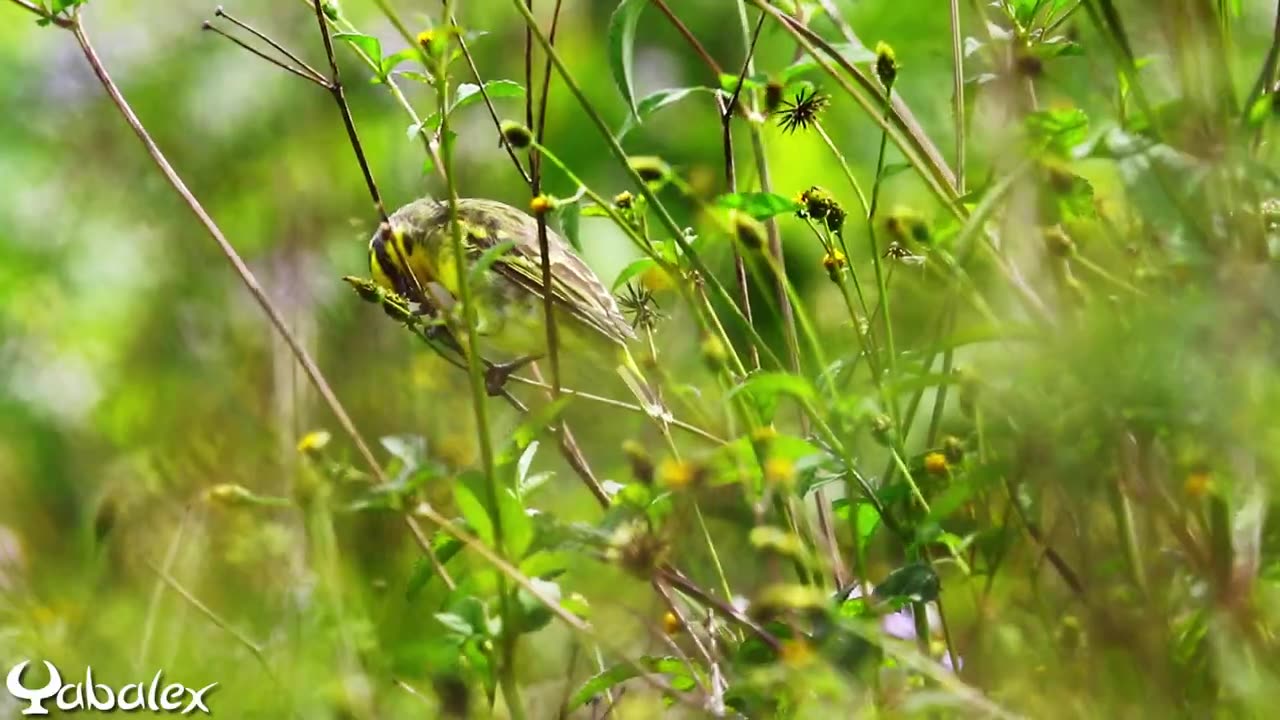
[6,660,217,715]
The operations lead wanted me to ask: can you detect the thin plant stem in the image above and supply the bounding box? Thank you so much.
[751,0,959,203]
[201,23,328,87]
[510,0,783,374]
[214,6,328,83]
[309,0,388,224]
[26,7,631,671]
[949,0,967,189]
[146,561,273,677]
[67,17,385,489]
[433,3,521,715]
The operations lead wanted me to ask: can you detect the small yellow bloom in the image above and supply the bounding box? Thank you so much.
[296,430,332,455]
[779,639,814,667]
[529,194,556,215]
[764,456,795,488]
[822,249,847,274]
[640,266,673,292]
[752,425,778,445]
[923,452,949,476]
[205,483,254,506]
[662,611,683,635]
[1185,471,1211,498]
[658,458,699,490]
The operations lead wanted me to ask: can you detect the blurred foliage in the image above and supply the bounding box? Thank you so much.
[3,0,1280,718]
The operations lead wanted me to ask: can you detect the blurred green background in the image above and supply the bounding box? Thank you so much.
[3,0,1280,716]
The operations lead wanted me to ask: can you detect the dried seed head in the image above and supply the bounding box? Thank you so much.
[500,120,533,150]
[798,186,846,233]
[607,520,668,578]
[774,87,830,134]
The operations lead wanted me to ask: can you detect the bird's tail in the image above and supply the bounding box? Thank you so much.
[616,348,673,425]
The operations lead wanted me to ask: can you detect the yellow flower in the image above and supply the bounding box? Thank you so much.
[1185,471,1211,498]
[780,639,814,667]
[658,458,700,490]
[764,457,795,488]
[529,194,556,215]
[662,611,683,635]
[296,430,331,455]
[923,452,949,476]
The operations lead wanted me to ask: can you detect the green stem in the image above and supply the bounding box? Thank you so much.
[510,0,784,373]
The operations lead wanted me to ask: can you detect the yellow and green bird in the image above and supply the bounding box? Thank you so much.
[367,197,665,416]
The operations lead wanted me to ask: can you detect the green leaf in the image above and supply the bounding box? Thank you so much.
[608,0,647,118]
[422,80,526,134]
[379,48,418,81]
[380,434,426,469]
[499,488,534,559]
[833,500,882,543]
[455,79,525,109]
[879,162,914,180]
[874,562,940,603]
[1025,108,1089,157]
[782,41,875,82]
[405,534,463,599]
[51,0,88,12]
[568,656,694,710]
[434,611,474,638]
[718,73,767,93]
[468,240,517,287]
[453,479,494,546]
[617,87,715,139]
[513,577,560,634]
[1247,94,1274,128]
[498,397,571,467]
[557,201,582,251]
[334,32,382,64]
[715,192,801,220]
[612,257,657,290]
[727,372,816,423]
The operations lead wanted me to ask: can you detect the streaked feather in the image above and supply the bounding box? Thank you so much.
[371,197,636,349]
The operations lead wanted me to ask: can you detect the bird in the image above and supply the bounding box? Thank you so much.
[366,196,666,417]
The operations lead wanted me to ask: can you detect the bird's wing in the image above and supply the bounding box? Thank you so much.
[460,200,637,346]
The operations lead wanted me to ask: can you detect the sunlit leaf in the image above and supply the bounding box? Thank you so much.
[334,32,382,64]
[617,87,715,139]
[874,562,940,603]
[453,479,494,546]
[612,257,657,290]
[568,656,694,710]
[608,0,647,118]
[716,192,802,220]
